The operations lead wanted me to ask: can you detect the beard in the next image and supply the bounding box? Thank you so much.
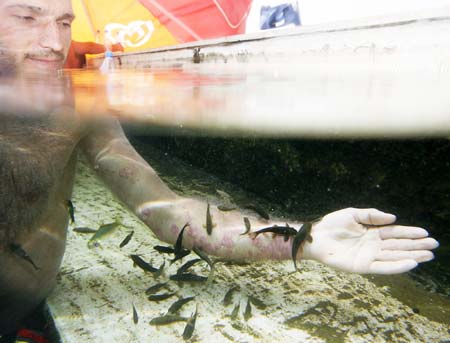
[0,41,67,76]
[0,43,18,76]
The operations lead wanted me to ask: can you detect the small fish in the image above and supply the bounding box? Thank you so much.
[243,204,270,220]
[73,227,97,234]
[119,231,134,248]
[149,315,188,326]
[203,202,216,235]
[87,220,121,249]
[241,217,251,235]
[130,255,158,273]
[154,245,175,254]
[244,298,252,321]
[171,223,191,264]
[217,204,237,212]
[291,222,313,271]
[230,302,240,319]
[9,243,40,270]
[132,303,138,324]
[182,305,198,340]
[170,273,207,283]
[171,249,191,264]
[248,224,297,241]
[145,282,168,295]
[248,295,267,310]
[192,247,214,269]
[223,286,239,306]
[67,200,75,223]
[174,223,189,253]
[148,293,177,302]
[193,247,215,283]
[167,296,195,314]
[177,259,202,275]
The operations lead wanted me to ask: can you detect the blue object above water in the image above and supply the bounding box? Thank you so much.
[260,3,301,30]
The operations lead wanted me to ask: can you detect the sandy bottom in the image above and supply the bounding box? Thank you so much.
[48,153,450,343]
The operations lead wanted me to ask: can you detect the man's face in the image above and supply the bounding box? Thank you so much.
[0,0,74,75]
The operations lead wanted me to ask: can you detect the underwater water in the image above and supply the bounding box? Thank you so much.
[1,67,449,343]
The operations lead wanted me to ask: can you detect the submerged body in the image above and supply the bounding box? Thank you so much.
[0,0,439,335]
[0,114,84,332]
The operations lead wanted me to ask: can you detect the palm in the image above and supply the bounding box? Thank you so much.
[307,208,438,274]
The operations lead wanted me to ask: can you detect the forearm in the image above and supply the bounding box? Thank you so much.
[81,120,177,211]
[136,197,311,262]
[81,120,312,263]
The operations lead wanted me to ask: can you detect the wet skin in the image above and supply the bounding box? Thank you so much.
[0,113,85,333]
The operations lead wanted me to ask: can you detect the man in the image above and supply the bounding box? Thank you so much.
[0,0,439,340]
[65,40,124,69]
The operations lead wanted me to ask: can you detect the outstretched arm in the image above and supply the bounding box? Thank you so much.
[80,120,438,274]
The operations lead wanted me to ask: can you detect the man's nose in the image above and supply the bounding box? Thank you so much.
[39,21,64,52]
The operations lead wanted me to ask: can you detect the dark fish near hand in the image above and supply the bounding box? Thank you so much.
[148,293,177,302]
[223,286,239,306]
[244,298,252,321]
[149,315,188,326]
[132,303,138,324]
[241,217,251,235]
[248,224,297,241]
[167,296,195,314]
[130,255,158,273]
[177,258,202,275]
[175,223,189,253]
[243,204,270,220]
[171,249,191,264]
[73,227,97,234]
[203,202,216,235]
[154,245,175,254]
[145,282,167,295]
[171,223,191,264]
[170,273,207,283]
[119,231,134,248]
[67,200,75,223]
[9,243,40,270]
[182,305,198,340]
[87,220,121,249]
[291,222,313,271]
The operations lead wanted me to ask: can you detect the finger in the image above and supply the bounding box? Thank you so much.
[378,226,429,239]
[375,250,434,263]
[381,237,439,251]
[369,260,418,275]
[350,208,396,226]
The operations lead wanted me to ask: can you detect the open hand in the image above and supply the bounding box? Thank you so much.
[305,208,439,274]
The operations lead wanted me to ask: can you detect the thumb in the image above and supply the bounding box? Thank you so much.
[350,208,396,226]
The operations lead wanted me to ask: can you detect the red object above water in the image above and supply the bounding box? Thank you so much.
[138,0,253,43]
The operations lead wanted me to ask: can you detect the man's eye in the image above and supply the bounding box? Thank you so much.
[61,21,72,28]
[15,15,36,22]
